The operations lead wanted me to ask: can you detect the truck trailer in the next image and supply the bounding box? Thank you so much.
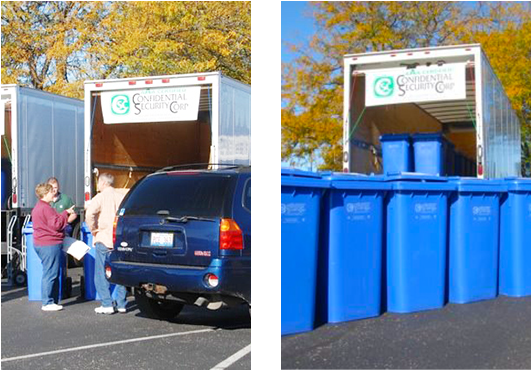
[343,44,521,178]
[1,85,84,283]
[83,71,251,205]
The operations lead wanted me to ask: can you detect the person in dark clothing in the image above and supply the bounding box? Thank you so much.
[31,183,76,311]
[47,177,77,233]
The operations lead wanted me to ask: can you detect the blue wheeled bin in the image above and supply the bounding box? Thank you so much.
[411,133,446,176]
[318,173,390,324]
[445,140,456,176]
[281,169,329,336]
[24,222,67,301]
[81,222,118,301]
[380,134,412,174]
[1,159,10,209]
[448,178,504,304]
[499,178,531,297]
[385,174,455,313]
[454,153,464,176]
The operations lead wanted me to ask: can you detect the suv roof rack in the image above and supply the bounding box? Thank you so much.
[155,163,250,173]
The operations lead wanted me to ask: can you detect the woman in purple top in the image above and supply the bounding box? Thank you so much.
[31,183,76,311]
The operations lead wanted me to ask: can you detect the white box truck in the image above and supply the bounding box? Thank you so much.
[1,85,85,211]
[1,85,84,284]
[343,44,521,178]
[83,71,250,205]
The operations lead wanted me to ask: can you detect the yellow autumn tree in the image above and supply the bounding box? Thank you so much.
[282,1,531,173]
[1,1,251,99]
[86,1,251,83]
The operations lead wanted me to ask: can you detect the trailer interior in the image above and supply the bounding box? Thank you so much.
[89,86,213,191]
[346,65,477,174]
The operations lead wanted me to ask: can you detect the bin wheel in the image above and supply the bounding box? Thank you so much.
[13,271,27,287]
[80,276,85,298]
[64,277,72,299]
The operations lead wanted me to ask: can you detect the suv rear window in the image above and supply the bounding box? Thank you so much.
[121,173,234,217]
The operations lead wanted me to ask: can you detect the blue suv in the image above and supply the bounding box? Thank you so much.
[106,165,251,320]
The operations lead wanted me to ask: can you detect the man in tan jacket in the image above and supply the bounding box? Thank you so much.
[85,173,127,314]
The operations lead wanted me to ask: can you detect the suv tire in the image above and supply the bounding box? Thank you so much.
[134,289,184,320]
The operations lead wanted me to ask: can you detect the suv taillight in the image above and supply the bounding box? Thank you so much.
[219,218,243,250]
[112,216,118,247]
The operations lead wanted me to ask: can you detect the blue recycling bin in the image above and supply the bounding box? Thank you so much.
[445,141,456,176]
[81,222,118,301]
[1,159,11,209]
[1,166,8,209]
[454,153,464,176]
[412,133,446,176]
[281,169,329,336]
[470,160,476,177]
[385,174,455,313]
[24,222,67,302]
[448,178,504,304]
[318,173,390,323]
[380,134,412,174]
[499,178,531,297]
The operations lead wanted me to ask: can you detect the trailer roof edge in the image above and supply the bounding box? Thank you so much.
[344,43,482,59]
[84,71,250,88]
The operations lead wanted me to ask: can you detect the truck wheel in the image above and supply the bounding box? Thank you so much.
[63,277,72,299]
[134,288,184,320]
[71,220,81,240]
[80,276,85,298]
[13,271,27,287]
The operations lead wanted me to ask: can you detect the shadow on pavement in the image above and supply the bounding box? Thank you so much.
[1,284,28,303]
[134,305,251,330]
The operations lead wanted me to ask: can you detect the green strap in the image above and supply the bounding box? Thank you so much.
[345,106,367,144]
[465,102,477,129]
[3,135,12,163]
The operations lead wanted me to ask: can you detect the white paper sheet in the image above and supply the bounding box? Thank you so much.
[62,237,91,260]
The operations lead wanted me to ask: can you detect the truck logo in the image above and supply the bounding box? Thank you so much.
[374,76,394,97]
[111,95,130,115]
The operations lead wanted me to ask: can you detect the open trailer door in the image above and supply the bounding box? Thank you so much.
[342,44,521,178]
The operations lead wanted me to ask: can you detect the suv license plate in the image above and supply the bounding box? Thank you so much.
[150,232,174,247]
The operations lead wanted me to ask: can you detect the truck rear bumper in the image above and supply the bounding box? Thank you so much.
[106,256,250,304]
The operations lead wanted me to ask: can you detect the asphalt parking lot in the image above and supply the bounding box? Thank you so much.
[282,295,530,369]
[1,268,251,370]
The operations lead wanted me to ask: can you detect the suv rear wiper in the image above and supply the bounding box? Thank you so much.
[156,210,215,223]
[162,216,215,223]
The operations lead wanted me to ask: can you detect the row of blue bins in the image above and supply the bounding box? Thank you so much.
[281,169,531,336]
[380,133,475,176]
[24,222,118,301]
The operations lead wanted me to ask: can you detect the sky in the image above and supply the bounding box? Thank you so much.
[281,1,315,64]
[281,1,531,65]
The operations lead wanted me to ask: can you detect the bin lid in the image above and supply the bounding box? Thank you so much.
[23,221,33,234]
[281,168,329,188]
[379,133,410,142]
[385,173,455,191]
[321,172,390,190]
[385,172,449,182]
[448,177,505,193]
[81,221,91,233]
[411,132,444,142]
[504,177,531,192]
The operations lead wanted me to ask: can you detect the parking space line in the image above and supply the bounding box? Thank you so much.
[211,344,251,370]
[1,328,216,363]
